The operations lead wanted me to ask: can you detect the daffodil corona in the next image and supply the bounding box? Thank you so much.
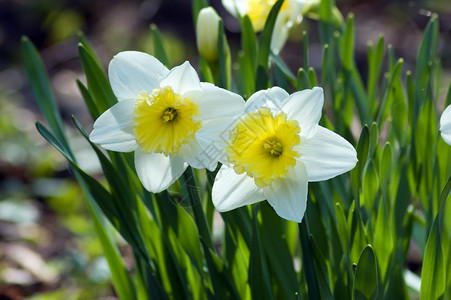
[440,104,451,145]
[133,87,201,155]
[222,0,305,53]
[90,51,244,193]
[227,107,301,187]
[212,87,358,222]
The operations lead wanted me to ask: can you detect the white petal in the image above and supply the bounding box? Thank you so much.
[282,87,324,139]
[160,61,202,96]
[440,104,451,145]
[89,99,138,152]
[179,117,236,171]
[178,137,219,171]
[298,126,357,182]
[135,151,188,193]
[265,162,308,222]
[221,0,248,17]
[199,82,244,120]
[270,11,291,54]
[212,165,266,211]
[288,0,305,23]
[244,86,289,113]
[108,51,169,101]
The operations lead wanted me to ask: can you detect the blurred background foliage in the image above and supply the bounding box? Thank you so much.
[0,0,450,299]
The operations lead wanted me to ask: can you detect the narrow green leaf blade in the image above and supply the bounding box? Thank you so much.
[420,217,445,299]
[257,0,284,70]
[21,37,71,155]
[150,24,170,67]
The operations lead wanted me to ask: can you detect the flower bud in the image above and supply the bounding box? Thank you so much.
[196,7,221,62]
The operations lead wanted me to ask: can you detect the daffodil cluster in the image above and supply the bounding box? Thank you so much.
[89,50,358,223]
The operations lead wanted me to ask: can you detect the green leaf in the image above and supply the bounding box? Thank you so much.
[299,220,321,300]
[203,247,241,299]
[377,58,404,126]
[297,68,311,90]
[334,202,349,255]
[420,217,445,299]
[351,125,370,201]
[308,67,318,87]
[76,79,100,120]
[150,24,170,67]
[319,0,336,45]
[367,35,385,113]
[224,224,251,298]
[414,14,438,107]
[259,203,299,298]
[21,37,71,156]
[361,160,379,213]
[379,143,392,191]
[179,167,214,250]
[249,207,274,300]
[340,14,354,71]
[257,0,284,70]
[78,43,117,113]
[255,65,269,91]
[83,186,137,300]
[353,245,378,300]
[240,14,258,71]
[155,191,204,271]
[310,237,334,299]
[373,198,393,282]
[270,51,296,86]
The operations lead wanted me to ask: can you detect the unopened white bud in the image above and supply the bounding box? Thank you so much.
[196,7,221,62]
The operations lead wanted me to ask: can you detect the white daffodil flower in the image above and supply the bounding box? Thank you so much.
[89,51,245,193]
[222,0,306,53]
[440,104,451,145]
[212,86,357,222]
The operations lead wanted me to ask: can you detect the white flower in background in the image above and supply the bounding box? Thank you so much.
[212,87,357,222]
[222,0,306,53]
[196,7,222,62]
[440,104,451,145]
[90,51,244,193]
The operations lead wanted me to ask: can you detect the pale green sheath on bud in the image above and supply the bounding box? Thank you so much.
[196,7,221,62]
